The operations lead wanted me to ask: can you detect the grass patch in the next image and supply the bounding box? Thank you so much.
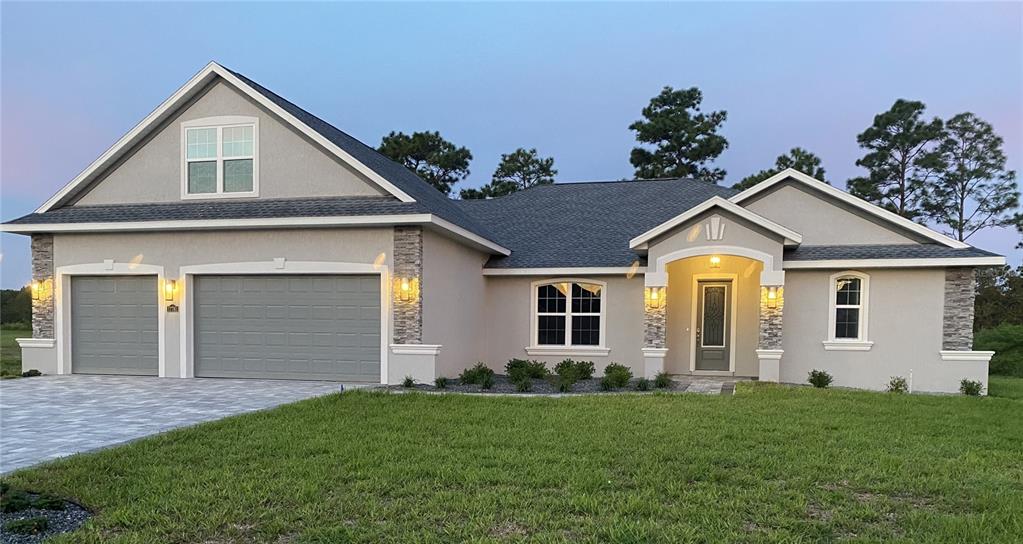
[989,376,1023,400]
[1,325,29,377]
[5,385,1022,542]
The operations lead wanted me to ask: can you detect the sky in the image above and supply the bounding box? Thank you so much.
[1,1,1020,288]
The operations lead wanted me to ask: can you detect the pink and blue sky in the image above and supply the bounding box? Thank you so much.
[1,2,1020,288]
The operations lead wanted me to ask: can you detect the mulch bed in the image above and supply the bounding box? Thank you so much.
[386,374,692,395]
[0,492,90,544]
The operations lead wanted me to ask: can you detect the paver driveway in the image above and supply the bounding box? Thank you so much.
[0,375,356,473]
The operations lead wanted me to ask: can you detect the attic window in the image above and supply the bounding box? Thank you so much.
[181,116,258,198]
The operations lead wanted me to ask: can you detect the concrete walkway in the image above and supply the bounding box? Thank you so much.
[0,375,356,473]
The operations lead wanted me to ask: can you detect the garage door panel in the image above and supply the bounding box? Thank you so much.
[195,275,380,381]
[72,276,158,376]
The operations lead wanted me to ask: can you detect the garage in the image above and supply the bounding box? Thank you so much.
[193,275,381,381]
[71,275,159,375]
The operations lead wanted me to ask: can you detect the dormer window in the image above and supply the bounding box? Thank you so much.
[181,116,258,198]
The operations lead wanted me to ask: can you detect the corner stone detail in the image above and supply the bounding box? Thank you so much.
[943,267,975,351]
[31,234,54,338]
[758,292,783,351]
[392,226,423,344]
[643,304,666,348]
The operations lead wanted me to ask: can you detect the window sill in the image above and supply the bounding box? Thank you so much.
[822,340,874,351]
[181,191,259,200]
[525,346,610,357]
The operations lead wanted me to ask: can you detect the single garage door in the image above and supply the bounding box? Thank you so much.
[194,275,380,381]
[71,276,159,375]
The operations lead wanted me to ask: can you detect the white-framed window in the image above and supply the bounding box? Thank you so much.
[181,116,258,198]
[824,271,872,351]
[528,279,607,353]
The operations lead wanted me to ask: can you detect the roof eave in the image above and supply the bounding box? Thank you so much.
[628,196,803,249]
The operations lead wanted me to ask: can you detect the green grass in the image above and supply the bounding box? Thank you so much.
[989,376,1023,400]
[4,385,1022,543]
[1,324,29,377]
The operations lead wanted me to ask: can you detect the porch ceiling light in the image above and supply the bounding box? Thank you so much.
[709,256,721,269]
[164,279,177,302]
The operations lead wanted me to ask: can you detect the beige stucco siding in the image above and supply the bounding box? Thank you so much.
[421,230,489,378]
[743,182,921,245]
[646,211,784,272]
[481,275,645,374]
[74,78,386,206]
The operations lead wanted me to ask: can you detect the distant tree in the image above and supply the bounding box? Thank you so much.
[922,113,1019,242]
[975,265,1023,331]
[629,86,728,183]
[0,287,31,325]
[847,99,944,219]
[733,147,828,190]
[460,148,557,199]
[378,131,472,195]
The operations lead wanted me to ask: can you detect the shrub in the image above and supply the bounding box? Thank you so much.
[553,361,579,384]
[635,378,651,391]
[505,359,548,381]
[21,369,41,378]
[32,494,65,511]
[4,517,48,535]
[550,375,574,393]
[515,378,532,392]
[402,376,415,388]
[808,369,833,388]
[0,489,31,513]
[555,359,594,381]
[886,376,908,394]
[480,372,495,390]
[434,376,448,389]
[653,371,672,389]
[459,362,495,385]
[960,379,984,396]
[975,324,1023,377]
[602,363,632,389]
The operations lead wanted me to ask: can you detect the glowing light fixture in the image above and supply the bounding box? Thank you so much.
[31,280,42,300]
[766,286,779,308]
[164,279,177,301]
[709,255,721,269]
[395,276,419,302]
[645,286,666,309]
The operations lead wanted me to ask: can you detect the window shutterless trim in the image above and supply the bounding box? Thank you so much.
[181,116,259,199]
[527,278,608,352]
[825,270,871,349]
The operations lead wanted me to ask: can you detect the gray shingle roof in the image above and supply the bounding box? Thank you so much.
[783,244,1000,261]
[6,197,424,224]
[457,179,738,268]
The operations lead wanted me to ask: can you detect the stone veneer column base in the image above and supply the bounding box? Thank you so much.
[641,347,668,379]
[756,349,783,382]
[389,344,441,385]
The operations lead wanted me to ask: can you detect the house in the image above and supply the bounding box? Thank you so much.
[3,62,1005,394]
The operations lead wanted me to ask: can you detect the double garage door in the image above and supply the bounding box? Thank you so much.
[70,275,380,381]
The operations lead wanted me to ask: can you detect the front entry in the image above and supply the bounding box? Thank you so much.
[695,280,731,371]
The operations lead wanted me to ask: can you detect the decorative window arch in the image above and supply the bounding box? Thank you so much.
[824,271,873,351]
[529,279,607,351]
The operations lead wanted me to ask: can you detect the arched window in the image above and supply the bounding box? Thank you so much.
[530,280,606,349]
[824,271,872,350]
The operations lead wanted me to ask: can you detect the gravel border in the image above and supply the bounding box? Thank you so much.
[0,495,90,544]
[385,374,702,396]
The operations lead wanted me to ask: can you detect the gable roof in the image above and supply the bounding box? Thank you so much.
[628,196,803,249]
[730,168,970,249]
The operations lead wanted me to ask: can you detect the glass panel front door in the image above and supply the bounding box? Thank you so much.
[696,281,731,371]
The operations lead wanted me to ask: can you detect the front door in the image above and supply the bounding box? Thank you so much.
[695,280,731,371]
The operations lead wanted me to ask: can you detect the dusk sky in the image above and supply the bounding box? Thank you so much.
[1,2,1020,288]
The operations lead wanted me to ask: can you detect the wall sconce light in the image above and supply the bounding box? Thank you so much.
[395,276,419,302]
[164,279,177,301]
[766,286,780,308]
[709,256,721,269]
[645,286,666,309]
[31,280,42,300]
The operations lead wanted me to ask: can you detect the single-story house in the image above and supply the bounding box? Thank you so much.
[3,62,1004,393]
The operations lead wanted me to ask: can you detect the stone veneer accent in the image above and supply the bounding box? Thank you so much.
[392,226,423,344]
[643,302,667,348]
[942,267,976,351]
[31,234,55,338]
[758,288,783,350]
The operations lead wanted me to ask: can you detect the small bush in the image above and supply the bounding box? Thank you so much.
[434,376,448,389]
[402,376,415,388]
[808,369,833,388]
[459,362,495,385]
[0,489,31,513]
[514,378,532,392]
[505,359,548,381]
[635,378,651,391]
[602,363,632,389]
[550,375,574,393]
[4,517,48,535]
[653,371,672,389]
[554,359,594,381]
[960,379,984,396]
[479,372,495,390]
[31,494,65,511]
[886,376,908,394]
[21,369,41,378]
[599,376,614,391]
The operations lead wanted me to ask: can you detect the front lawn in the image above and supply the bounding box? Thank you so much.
[0,325,29,377]
[4,385,1022,543]
[989,375,1023,400]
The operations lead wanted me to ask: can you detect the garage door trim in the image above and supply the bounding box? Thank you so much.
[54,262,167,376]
[179,260,389,384]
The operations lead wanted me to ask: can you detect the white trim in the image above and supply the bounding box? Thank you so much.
[427,216,511,256]
[939,350,995,362]
[641,347,668,358]
[53,262,166,377]
[689,273,738,373]
[629,196,803,249]
[754,349,784,360]
[729,168,970,249]
[826,270,871,347]
[653,245,784,286]
[37,62,414,212]
[178,260,390,384]
[15,338,55,349]
[484,266,644,276]
[528,278,608,354]
[180,116,259,199]
[390,344,442,356]
[784,256,1005,269]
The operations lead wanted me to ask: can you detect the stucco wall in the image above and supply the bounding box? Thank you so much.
[781,268,979,393]
[646,211,784,272]
[421,229,489,378]
[74,78,386,206]
[481,275,646,374]
[742,182,923,245]
[52,228,393,379]
[664,256,762,376]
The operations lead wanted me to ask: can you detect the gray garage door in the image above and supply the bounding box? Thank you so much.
[71,276,159,375]
[194,275,380,381]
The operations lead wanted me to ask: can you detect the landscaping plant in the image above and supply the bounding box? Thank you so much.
[479,372,495,390]
[654,371,672,389]
[635,378,651,391]
[4,517,48,535]
[514,378,532,392]
[434,376,448,389]
[459,362,495,385]
[886,376,909,394]
[602,363,632,389]
[960,379,984,396]
[808,369,833,388]
[402,376,415,388]
[555,359,594,380]
[505,359,548,381]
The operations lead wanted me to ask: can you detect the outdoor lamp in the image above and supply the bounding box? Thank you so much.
[164,279,176,301]
[709,256,721,269]
[31,280,41,300]
[766,286,779,308]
